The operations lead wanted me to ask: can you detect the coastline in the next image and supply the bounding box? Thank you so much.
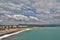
[0,28,28,36]
[0,27,39,36]
[0,29,31,40]
[0,26,40,40]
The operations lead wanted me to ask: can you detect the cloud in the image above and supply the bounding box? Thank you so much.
[29,16,39,21]
[0,0,60,25]
[0,20,3,22]
[4,14,39,21]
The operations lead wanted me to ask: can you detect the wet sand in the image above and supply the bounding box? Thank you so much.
[0,27,38,36]
[0,29,31,40]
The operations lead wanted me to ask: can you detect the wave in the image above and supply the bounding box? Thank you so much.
[0,29,31,40]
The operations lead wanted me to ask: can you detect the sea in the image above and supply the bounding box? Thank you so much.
[2,27,60,40]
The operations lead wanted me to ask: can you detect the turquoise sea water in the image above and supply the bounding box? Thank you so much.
[3,27,60,40]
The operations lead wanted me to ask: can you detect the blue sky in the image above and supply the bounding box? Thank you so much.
[0,0,60,25]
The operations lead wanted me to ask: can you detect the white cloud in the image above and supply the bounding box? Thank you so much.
[0,0,60,25]
[0,20,3,22]
[12,15,29,21]
[0,10,10,14]
[29,16,39,21]
[4,14,39,21]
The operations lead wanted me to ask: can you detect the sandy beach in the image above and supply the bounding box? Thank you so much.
[0,26,27,36]
[0,26,39,36]
[0,25,40,40]
[0,29,31,40]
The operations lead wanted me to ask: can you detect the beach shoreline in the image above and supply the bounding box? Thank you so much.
[0,25,40,40]
[0,26,39,36]
[0,29,31,40]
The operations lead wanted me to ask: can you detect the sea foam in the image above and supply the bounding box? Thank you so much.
[0,29,30,40]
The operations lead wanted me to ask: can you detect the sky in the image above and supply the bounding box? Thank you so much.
[0,0,60,25]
